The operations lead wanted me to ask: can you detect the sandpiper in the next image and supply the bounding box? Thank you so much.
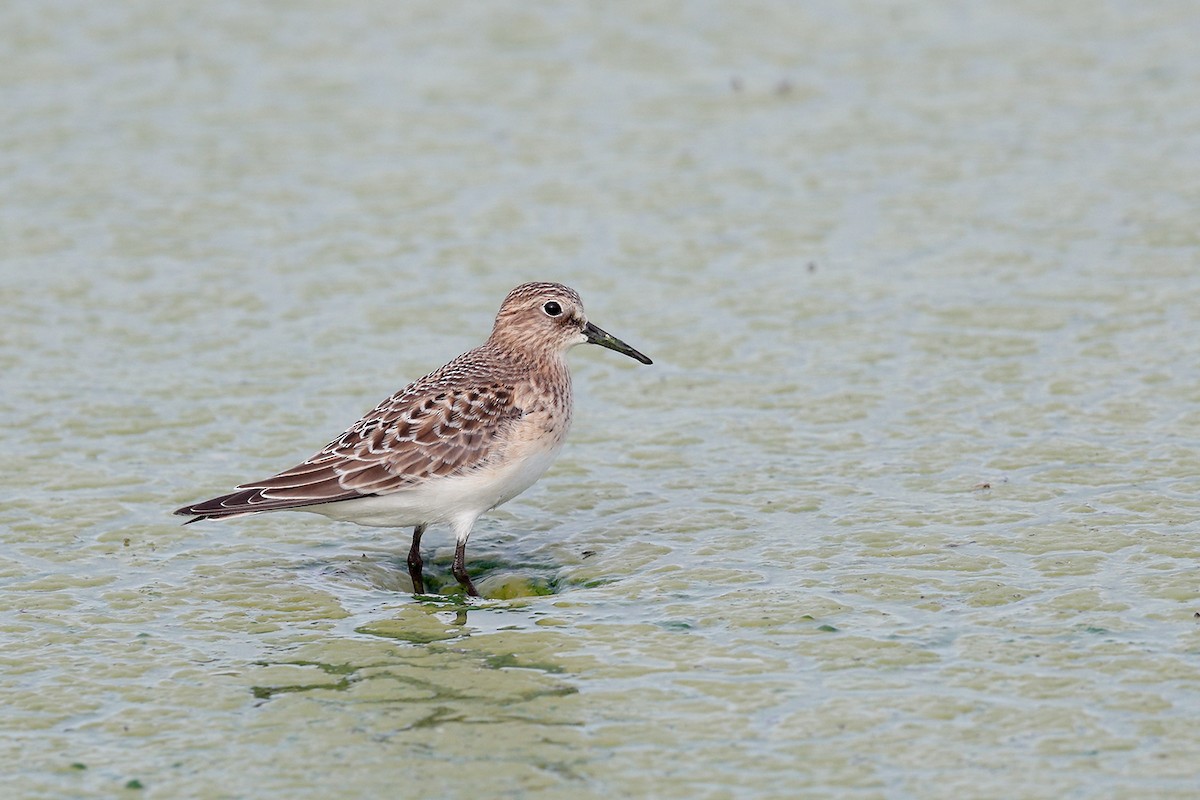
[175,282,652,596]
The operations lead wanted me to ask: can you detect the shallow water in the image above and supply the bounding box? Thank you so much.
[3,1,1200,797]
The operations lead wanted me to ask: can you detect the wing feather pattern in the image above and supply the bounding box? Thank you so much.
[175,351,525,522]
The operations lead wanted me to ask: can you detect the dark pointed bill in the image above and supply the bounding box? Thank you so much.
[583,322,653,364]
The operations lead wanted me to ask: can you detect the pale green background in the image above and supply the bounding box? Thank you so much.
[3,1,1199,798]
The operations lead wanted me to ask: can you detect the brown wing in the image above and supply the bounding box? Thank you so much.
[175,373,524,521]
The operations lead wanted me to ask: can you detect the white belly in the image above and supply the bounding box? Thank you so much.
[299,433,566,529]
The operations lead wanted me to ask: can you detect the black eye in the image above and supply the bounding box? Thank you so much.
[543,301,562,317]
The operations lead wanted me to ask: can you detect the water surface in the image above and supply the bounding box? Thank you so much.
[3,1,1200,797]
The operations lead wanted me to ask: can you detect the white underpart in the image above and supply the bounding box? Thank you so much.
[299,429,568,545]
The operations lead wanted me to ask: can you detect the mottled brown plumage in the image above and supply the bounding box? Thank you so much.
[175,281,652,596]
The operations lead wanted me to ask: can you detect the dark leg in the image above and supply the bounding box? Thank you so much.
[407,524,426,595]
[451,539,478,597]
